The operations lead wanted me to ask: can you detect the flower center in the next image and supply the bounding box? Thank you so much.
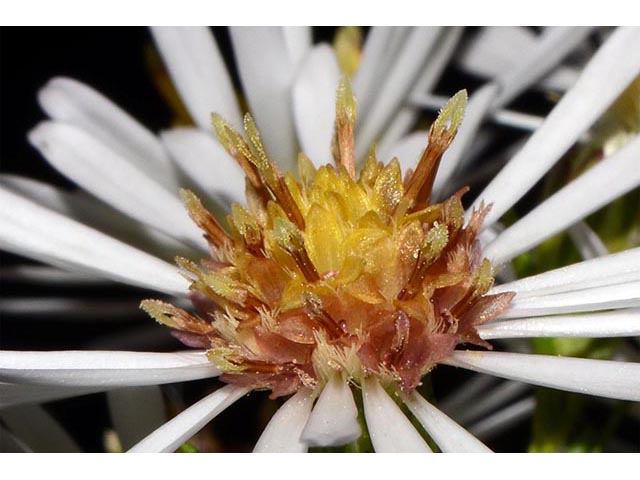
[142,82,515,398]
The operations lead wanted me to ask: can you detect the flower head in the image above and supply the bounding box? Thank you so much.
[142,87,514,399]
[1,27,639,454]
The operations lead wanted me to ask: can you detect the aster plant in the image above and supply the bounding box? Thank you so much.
[0,26,639,453]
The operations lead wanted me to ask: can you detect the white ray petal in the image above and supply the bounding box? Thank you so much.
[0,297,139,319]
[380,131,427,173]
[479,309,640,339]
[433,83,500,192]
[468,397,536,440]
[28,122,206,250]
[354,27,407,120]
[435,28,591,192]
[283,26,312,67]
[0,404,81,452]
[356,27,443,160]
[442,351,640,401]
[300,374,361,447]
[160,127,245,209]
[362,377,431,453]
[458,27,538,78]
[493,27,594,108]
[451,381,529,425]
[0,382,102,409]
[0,175,192,258]
[150,26,242,131]
[472,27,640,228]
[0,265,105,285]
[230,27,298,172]
[253,388,315,453]
[500,282,640,318]
[378,27,464,153]
[38,77,177,189]
[439,374,498,415]
[568,221,608,260]
[485,134,640,265]
[492,248,640,299]
[403,392,492,453]
[459,26,580,93]
[0,188,189,295]
[129,385,248,453]
[292,44,341,167]
[0,350,218,387]
[107,386,167,450]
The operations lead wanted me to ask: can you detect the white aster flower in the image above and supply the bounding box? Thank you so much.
[1,26,639,453]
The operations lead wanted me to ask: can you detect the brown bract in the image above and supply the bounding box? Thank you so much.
[142,85,515,398]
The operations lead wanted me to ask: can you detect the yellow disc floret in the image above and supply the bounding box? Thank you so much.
[142,81,515,398]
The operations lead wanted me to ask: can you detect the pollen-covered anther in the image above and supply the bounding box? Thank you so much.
[400,90,468,213]
[272,218,320,283]
[143,86,514,397]
[333,76,357,179]
[180,189,232,253]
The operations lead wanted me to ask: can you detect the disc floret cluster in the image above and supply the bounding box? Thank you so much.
[142,81,515,398]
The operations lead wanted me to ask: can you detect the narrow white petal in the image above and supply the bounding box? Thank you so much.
[0,297,139,319]
[479,309,640,339]
[0,175,192,258]
[300,374,361,447]
[253,388,315,453]
[404,392,492,452]
[0,265,105,285]
[0,382,102,409]
[491,248,640,298]
[38,77,177,189]
[451,381,529,425]
[378,27,464,152]
[568,221,608,260]
[439,374,498,415]
[354,27,407,120]
[230,27,298,172]
[459,25,580,92]
[0,187,189,295]
[151,26,242,131]
[292,45,340,167]
[107,386,167,450]
[362,377,431,453]
[1,404,81,452]
[160,127,245,209]
[28,122,206,250]
[485,134,640,265]
[356,27,443,160]
[500,282,640,318]
[129,385,248,453]
[472,27,640,228]
[433,83,500,192]
[283,26,312,67]
[434,29,590,192]
[468,397,536,440]
[0,350,219,387]
[458,27,538,78]
[493,27,594,108]
[442,351,640,401]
